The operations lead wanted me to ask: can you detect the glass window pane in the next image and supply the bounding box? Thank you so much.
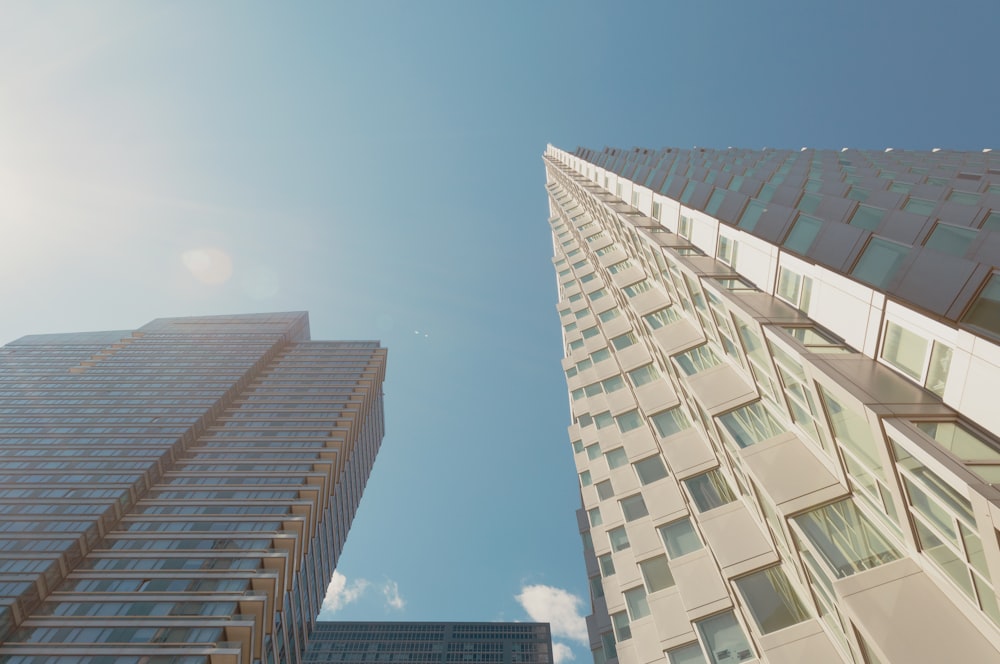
[667,643,707,664]
[776,268,801,303]
[734,567,810,634]
[904,197,936,215]
[962,275,1000,339]
[609,526,630,552]
[925,342,953,398]
[596,480,615,501]
[639,555,675,592]
[719,402,784,448]
[651,407,691,438]
[850,205,885,231]
[783,214,822,253]
[659,518,703,558]
[606,447,629,469]
[634,456,669,484]
[881,322,928,380]
[685,470,736,512]
[794,499,901,578]
[696,612,754,663]
[629,364,659,387]
[616,410,645,433]
[621,494,649,522]
[739,200,767,231]
[852,238,910,288]
[624,586,651,620]
[926,224,977,256]
[916,422,1000,463]
[587,444,602,460]
[598,554,615,577]
[611,611,631,641]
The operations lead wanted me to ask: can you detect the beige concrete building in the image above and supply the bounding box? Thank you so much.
[0,312,386,664]
[544,145,1000,664]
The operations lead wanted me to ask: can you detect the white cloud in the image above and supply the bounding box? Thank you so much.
[383,579,405,610]
[322,571,370,613]
[552,643,576,664]
[515,585,588,644]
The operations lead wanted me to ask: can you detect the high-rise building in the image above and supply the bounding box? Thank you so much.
[544,145,1000,664]
[0,312,386,664]
[303,622,553,664]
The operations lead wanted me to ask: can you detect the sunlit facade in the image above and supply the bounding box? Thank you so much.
[544,145,1000,664]
[0,312,387,664]
[303,622,553,664]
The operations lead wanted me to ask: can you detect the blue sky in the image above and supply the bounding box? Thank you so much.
[1,1,997,661]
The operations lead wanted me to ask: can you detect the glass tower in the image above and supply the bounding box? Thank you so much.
[0,312,387,664]
[303,622,553,664]
[545,145,1000,664]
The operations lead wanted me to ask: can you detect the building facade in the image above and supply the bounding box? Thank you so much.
[0,312,387,664]
[303,622,553,664]
[544,145,1000,664]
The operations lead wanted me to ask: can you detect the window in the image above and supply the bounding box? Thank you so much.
[628,364,659,387]
[962,274,1000,340]
[589,575,605,600]
[586,444,602,460]
[779,325,848,352]
[674,344,722,376]
[594,411,614,429]
[611,332,637,350]
[667,643,707,664]
[579,471,592,487]
[611,611,631,642]
[881,321,953,397]
[891,439,999,622]
[775,267,813,312]
[914,422,1000,481]
[620,494,649,522]
[643,307,681,330]
[925,223,976,256]
[598,554,615,577]
[678,215,692,238]
[609,526,630,552]
[793,499,901,578]
[571,440,583,454]
[624,280,653,298]
[634,456,668,484]
[652,200,662,220]
[624,586,651,620]
[948,190,981,206]
[588,507,603,527]
[639,555,675,592]
[739,200,767,231]
[695,612,754,663]
[596,480,615,501]
[591,348,612,363]
[650,407,691,438]
[733,567,809,634]
[616,410,645,433]
[660,518,703,559]
[581,326,601,339]
[849,204,885,231]
[685,470,736,512]
[904,197,936,215]
[715,276,756,291]
[602,375,625,393]
[851,238,910,288]
[706,189,727,216]
[605,447,628,469]
[783,214,822,254]
[598,308,622,323]
[718,402,784,448]
[717,236,737,265]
